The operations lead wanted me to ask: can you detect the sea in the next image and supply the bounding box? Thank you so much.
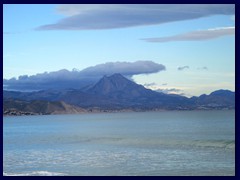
[3,110,235,176]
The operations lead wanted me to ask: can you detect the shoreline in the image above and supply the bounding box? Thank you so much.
[3,108,235,117]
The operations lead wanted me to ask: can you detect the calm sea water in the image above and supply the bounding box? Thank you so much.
[3,110,235,176]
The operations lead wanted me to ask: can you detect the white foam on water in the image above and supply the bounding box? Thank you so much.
[3,171,66,176]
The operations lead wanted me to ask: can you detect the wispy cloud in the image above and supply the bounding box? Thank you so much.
[3,53,14,59]
[143,82,157,87]
[143,82,185,95]
[56,4,118,16]
[3,30,30,35]
[178,66,189,71]
[4,32,19,35]
[142,82,186,95]
[142,27,235,43]
[197,66,208,70]
[36,4,234,30]
[155,88,185,95]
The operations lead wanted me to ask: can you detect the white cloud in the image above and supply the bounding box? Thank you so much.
[142,26,235,43]
[36,4,234,30]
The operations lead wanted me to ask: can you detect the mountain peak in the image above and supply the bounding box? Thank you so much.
[87,73,135,95]
[109,73,125,78]
[86,73,156,98]
[100,73,127,81]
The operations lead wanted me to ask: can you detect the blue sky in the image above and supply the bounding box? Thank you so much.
[3,4,235,96]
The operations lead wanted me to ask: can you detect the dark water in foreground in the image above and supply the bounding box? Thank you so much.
[3,110,235,176]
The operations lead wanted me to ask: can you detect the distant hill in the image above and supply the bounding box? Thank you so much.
[3,99,86,116]
[3,74,235,114]
[191,89,235,109]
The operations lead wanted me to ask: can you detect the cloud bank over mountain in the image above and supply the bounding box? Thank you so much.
[80,61,165,77]
[3,61,165,91]
[36,4,234,30]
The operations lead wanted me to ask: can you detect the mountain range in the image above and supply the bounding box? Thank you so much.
[3,73,235,115]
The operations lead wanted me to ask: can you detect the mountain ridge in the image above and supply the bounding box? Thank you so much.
[3,73,235,115]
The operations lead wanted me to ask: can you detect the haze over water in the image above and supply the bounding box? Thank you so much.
[3,110,235,176]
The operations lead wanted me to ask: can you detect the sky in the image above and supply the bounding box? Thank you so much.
[3,4,235,97]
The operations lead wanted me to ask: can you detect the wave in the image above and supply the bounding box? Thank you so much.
[95,137,235,149]
[65,135,235,150]
[190,140,235,149]
[153,139,235,149]
[3,171,66,176]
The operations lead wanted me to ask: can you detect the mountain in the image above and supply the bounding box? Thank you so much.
[84,74,192,109]
[3,74,187,109]
[88,74,145,95]
[3,74,235,114]
[86,73,158,98]
[192,89,235,109]
[209,89,235,97]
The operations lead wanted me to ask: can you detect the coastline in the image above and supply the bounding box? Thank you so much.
[3,107,235,117]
